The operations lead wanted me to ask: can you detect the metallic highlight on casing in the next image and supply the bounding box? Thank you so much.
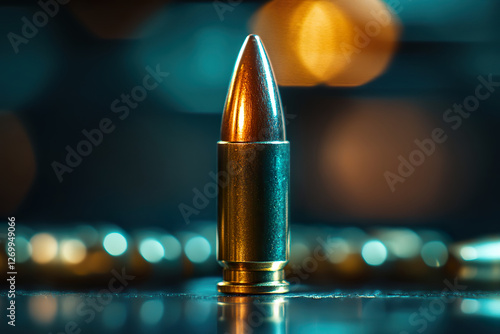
[217,34,289,294]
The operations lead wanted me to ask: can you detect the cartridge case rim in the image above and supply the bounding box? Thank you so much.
[217,280,290,294]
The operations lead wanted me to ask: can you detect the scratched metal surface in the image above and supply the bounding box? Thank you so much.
[1,277,499,334]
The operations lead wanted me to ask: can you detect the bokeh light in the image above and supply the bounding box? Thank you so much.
[361,240,388,266]
[134,4,253,113]
[0,113,36,215]
[60,239,87,264]
[0,8,58,110]
[376,228,422,259]
[11,236,32,263]
[184,236,211,264]
[103,232,128,256]
[251,0,400,86]
[460,246,478,261]
[326,237,350,264]
[461,299,480,314]
[161,234,182,261]
[140,300,164,325]
[295,0,352,82]
[459,298,500,318]
[483,299,500,318]
[319,100,451,219]
[139,238,165,263]
[76,225,99,247]
[30,233,58,264]
[462,240,500,261]
[421,241,448,267]
[291,242,311,262]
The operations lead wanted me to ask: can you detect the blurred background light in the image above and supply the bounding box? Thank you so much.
[0,8,58,110]
[76,225,100,248]
[459,240,500,262]
[103,232,128,256]
[361,240,387,266]
[133,3,256,113]
[11,236,32,263]
[60,239,87,264]
[460,246,478,261]
[294,0,352,83]
[460,298,500,318]
[326,237,350,264]
[251,0,400,86]
[291,241,311,262]
[461,299,480,314]
[139,238,165,263]
[318,100,452,219]
[140,299,164,325]
[161,234,182,261]
[421,241,448,267]
[376,228,422,259]
[0,113,36,216]
[483,299,500,318]
[184,236,211,264]
[30,233,58,264]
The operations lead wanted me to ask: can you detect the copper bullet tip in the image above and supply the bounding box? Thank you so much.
[221,34,285,142]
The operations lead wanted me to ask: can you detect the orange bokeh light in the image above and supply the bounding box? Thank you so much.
[0,113,36,215]
[251,0,400,86]
[319,100,451,218]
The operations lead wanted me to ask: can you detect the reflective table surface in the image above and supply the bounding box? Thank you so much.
[1,277,499,334]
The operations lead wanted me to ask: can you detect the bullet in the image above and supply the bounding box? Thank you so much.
[217,34,290,294]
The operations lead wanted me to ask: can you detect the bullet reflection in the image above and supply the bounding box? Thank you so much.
[217,296,288,334]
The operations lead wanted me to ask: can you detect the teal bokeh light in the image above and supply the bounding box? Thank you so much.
[139,238,165,263]
[0,8,59,109]
[130,3,258,113]
[103,232,128,256]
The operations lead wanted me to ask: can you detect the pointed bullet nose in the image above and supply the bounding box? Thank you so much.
[221,34,286,142]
